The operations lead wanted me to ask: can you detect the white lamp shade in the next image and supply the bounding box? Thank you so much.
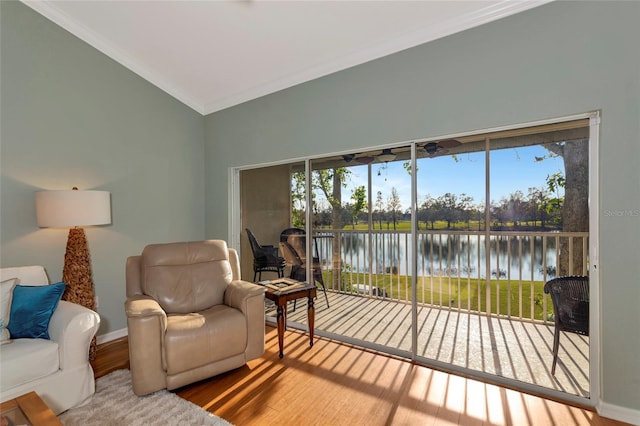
[36,190,111,227]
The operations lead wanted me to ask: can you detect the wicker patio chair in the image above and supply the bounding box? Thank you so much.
[279,240,329,308]
[246,228,285,282]
[543,275,589,375]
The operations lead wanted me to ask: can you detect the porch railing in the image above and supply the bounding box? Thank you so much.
[312,229,589,324]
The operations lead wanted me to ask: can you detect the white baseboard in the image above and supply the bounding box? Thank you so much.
[598,401,640,425]
[96,327,128,345]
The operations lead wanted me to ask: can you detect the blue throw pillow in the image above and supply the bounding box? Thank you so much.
[8,282,66,339]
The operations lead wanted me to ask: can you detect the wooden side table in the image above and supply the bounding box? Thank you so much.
[264,281,317,358]
[0,391,61,426]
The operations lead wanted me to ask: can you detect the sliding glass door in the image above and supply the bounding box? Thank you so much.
[237,114,595,400]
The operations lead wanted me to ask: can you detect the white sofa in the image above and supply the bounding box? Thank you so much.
[0,266,100,414]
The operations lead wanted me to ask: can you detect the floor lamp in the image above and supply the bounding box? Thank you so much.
[35,188,111,361]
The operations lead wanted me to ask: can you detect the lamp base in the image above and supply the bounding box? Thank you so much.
[62,227,97,361]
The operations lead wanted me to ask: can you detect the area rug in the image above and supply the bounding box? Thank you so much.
[59,369,232,426]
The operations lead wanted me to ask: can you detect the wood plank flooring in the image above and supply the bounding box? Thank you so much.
[91,327,628,425]
[268,291,589,397]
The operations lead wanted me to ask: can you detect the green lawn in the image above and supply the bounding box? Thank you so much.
[330,272,551,321]
[330,219,554,231]
[341,220,477,231]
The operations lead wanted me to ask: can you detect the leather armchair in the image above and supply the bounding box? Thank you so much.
[125,240,265,396]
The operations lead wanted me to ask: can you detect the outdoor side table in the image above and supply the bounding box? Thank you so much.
[264,281,316,358]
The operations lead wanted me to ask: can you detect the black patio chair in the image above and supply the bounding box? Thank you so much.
[280,228,308,260]
[279,227,326,268]
[279,240,329,308]
[543,275,589,375]
[246,228,285,282]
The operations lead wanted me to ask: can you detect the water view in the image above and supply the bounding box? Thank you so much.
[317,230,564,281]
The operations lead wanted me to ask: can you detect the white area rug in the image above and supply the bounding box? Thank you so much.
[59,369,232,426]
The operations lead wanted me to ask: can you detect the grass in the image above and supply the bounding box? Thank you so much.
[339,220,455,231]
[327,219,556,231]
[326,272,551,321]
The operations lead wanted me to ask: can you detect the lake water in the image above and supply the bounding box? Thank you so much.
[315,231,564,281]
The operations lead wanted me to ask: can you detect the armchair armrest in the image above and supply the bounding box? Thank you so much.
[48,300,100,369]
[225,280,265,313]
[125,295,167,320]
[225,280,266,360]
[125,296,168,396]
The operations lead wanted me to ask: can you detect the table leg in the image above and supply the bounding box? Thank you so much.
[276,304,285,358]
[307,293,315,347]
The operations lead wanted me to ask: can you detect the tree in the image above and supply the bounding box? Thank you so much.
[458,193,474,229]
[419,194,438,230]
[506,190,526,227]
[314,168,351,289]
[527,186,549,228]
[291,168,351,289]
[542,139,589,275]
[291,171,307,228]
[491,197,508,228]
[438,193,458,229]
[375,191,385,230]
[387,188,402,230]
[545,172,564,227]
[341,203,354,227]
[472,203,485,231]
[350,185,367,228]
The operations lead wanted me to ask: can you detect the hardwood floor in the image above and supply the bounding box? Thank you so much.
[91,337,130,377]
[92,327,629,426]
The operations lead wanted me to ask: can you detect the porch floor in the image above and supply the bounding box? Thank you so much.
[266,290,589,398]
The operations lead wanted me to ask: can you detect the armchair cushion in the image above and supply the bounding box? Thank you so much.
[165,305,247,374]
[1,278,18,343]
[8,282,66,339]
[141,241,232,314]
[1,338,59,389]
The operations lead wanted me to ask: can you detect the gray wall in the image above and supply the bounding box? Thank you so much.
[240,165,291,280]
[204,1,639,415]
[1,1,206,334]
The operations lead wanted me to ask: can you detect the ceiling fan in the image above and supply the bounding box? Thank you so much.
[342,153,375,164]
[423,139,461,157]
[377,148,397,162]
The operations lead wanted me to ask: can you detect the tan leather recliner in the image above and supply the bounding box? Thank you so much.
[125,240,265,396]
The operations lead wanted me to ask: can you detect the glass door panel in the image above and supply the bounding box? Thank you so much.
[488,136,590,396]
[415,140,486,362]
[367,146,413,353]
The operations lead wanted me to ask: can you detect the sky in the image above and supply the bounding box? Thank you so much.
[335,144,565,211]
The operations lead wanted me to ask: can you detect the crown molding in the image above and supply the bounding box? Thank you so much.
[202,0,553,114]
[21,0,207,114]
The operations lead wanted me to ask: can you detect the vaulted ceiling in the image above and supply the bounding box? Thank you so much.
[23,1,551,115]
